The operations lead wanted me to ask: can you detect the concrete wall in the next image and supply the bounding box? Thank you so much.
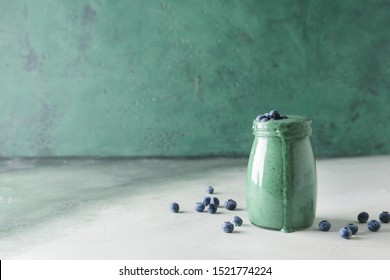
[1,0,389,157]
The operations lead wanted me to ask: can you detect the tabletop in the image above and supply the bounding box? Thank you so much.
[0,155,389,259]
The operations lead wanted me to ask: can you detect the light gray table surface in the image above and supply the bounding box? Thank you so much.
[0,155,389,259]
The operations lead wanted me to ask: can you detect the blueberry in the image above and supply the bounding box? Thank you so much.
[259,112,272,122]
[357,212,369,223]
[224,199,237,210]
[257,115,268,121]
[367,220,381,232]
[318,220,331,231]
[222,221,234,233]
[208,204,217,214]
[379,211,390,223]
[210,197,220,207]
[269,110,281,120]
[207,186,214,194]
[232,216,243,226]
[170,202,179,213]
[202,196,211,206]
[339,227,352,239]
[256,115,262,121]
[346,223,358,235]
[260,117,268,122]
[195,202,205,212]
[257,111,289,122]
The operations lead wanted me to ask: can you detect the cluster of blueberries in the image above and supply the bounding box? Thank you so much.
[170,186,242,233]
[256,110,288,122]
[318,211,389,239]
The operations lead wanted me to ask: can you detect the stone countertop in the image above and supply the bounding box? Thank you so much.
[0,156,389,259]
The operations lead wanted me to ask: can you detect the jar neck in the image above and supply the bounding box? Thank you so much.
[252,115,312,140]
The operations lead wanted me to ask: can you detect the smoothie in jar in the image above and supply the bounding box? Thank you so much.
[246,114,317,232]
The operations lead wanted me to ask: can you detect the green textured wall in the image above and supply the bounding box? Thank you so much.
[0,0,389,157]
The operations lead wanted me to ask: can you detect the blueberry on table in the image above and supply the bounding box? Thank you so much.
[210,197,220,207]
[202,196,211,206]
[224,199,237,210]
[232,216,243,226]
[339,227,352,239]
[367,220,381,232]
[357,212,369,223]
[318,220,331,231]
[170,202,179,213]
[208,204,217,214]
[195,202,205,212]
[207,186,214,194]
[379,211,390,223]
[346,223,358,235]
[222,221,234,233]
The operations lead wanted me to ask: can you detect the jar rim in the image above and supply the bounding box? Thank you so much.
[252,115,312,139]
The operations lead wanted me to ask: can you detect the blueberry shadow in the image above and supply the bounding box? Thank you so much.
[222,230,242,234]
[349,235,363,240]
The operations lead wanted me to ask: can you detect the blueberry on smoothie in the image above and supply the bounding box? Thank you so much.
[269,110,281,120]
[257,110,288,121]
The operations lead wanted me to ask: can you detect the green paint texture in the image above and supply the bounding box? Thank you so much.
[0,0,389,157]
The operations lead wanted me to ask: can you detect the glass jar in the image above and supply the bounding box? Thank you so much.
[246,115,317,232]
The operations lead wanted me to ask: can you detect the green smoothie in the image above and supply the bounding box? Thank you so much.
[246,115,317,232]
